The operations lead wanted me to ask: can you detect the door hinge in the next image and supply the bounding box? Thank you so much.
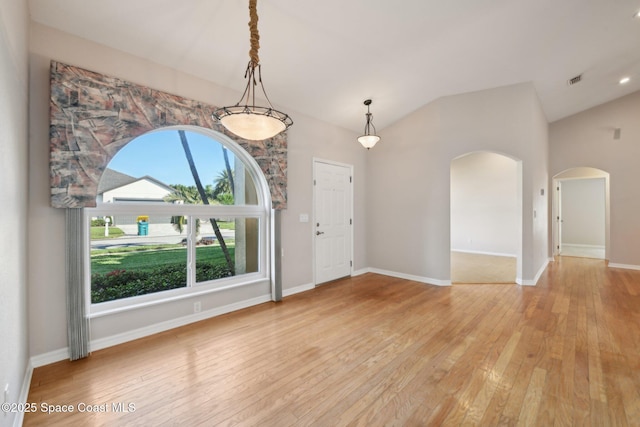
[350,218,352,225]
[314,179,316,185]
[350,176,352,183]
[350,260,353,267]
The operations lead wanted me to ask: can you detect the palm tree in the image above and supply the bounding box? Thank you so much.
[213,170,234,200]
[204,184,215,202]
[178,130,235,274]
[216,193,234,205]
[214,147,236,204]
[164,185,200,234]
[170,215,187,234]
[164,184,200,204]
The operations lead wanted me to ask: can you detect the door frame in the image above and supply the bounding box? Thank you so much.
[555,181,563,256]
[312,158,354,286]
[552,168,610,260]
[449,151,523,284]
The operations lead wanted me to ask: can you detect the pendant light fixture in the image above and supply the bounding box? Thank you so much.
[212,0,293,141]
[357,99,380,149]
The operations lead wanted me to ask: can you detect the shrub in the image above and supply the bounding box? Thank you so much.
[195,264,233,282]
[91,216,113,227]
[91,263,234,303]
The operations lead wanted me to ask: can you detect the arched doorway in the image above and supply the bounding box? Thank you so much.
[450,151,522,283]
[553,167,610,260]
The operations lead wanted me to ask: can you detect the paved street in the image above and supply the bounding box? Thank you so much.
[92,223,235,249]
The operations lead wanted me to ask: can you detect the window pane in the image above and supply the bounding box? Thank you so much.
[90,129,267,307]
[102,130,258,207]
[195,217,259,285]
[90,215,187,303]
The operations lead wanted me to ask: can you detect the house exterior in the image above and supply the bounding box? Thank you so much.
[97,168,175,225]
[2,2,639,425]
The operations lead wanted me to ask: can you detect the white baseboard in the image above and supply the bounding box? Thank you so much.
[608,263,640,271]
[351,268,370,277]
[30,294,272,368]
[14,360,34,427]
[30,348,70,368]
[282,282,314,297]
[368,268,451,286]
[451,249,517,258]
[562,243,605,249]
[518,258,551,286]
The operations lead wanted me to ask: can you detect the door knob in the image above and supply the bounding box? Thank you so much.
[316,231,324,236]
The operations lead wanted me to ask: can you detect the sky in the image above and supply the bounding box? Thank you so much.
[108,130,233,187]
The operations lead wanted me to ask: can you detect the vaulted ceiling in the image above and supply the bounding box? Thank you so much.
[29,0,640,132]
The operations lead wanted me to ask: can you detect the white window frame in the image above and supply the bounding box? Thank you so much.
[85,126,272,318]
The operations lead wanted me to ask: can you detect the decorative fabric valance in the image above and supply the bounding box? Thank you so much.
[49,61,287,209]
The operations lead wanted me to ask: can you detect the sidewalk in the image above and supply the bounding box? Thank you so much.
[93,222,234,249]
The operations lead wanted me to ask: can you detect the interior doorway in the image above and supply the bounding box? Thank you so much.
[450,151,522,284]
[553,168,609,260]
[313,159,353,285]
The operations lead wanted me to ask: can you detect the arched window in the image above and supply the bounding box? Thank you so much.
[86,127,271,315]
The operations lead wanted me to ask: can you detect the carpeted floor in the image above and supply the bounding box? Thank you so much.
[451,251,516,284]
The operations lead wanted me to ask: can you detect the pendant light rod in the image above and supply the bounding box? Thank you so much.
[357,99,380,149]
[248,0,260,66]
[363,99,375,134]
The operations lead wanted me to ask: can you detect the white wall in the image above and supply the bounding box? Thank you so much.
[28,23,366,359]
[0,0,29,425]
[550,90,640,267]
[103,179,172,203]
[451,152,519,256]
[367,83,549,284]
[560,178,605,246]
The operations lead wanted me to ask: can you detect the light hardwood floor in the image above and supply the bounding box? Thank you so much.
[451,251,517,284]
[25,257,640,426]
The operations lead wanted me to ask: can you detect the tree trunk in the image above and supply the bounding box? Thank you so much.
[179,130,235,274]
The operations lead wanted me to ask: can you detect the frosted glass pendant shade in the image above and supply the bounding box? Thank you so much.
[217,106,290,141]
[357,134,380,149]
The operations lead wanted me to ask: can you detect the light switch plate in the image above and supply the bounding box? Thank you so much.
[299,214,309,223]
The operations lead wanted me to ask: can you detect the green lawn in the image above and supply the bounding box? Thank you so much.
[91,226,125,239]
[92,244,181,255]
[91,245,235,275]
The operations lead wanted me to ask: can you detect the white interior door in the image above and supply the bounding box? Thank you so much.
[314,160,353,285]
[556,182,563,255]
[558,178,606,259]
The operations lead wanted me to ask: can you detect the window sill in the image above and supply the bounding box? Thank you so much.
[89,275,269,319]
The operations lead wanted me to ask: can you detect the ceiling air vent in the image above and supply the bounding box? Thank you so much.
[567,74,582,86]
